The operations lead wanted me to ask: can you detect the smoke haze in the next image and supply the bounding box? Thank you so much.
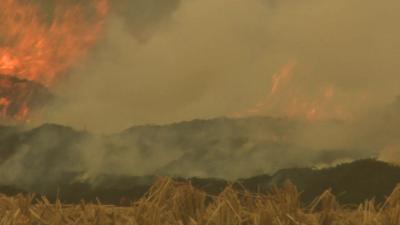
[36,0,400,132]
[1,0,400,190]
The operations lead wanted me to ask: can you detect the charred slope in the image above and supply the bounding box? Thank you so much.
[238,159,400,204]
[299,159,400,204]
[60,159,400,205]
[0,117,376,194]
[0,159,399,206]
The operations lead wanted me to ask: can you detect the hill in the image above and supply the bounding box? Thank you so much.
[0,117,389,205]
[0,117,372,191]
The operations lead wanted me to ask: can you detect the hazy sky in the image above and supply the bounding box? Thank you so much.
[39,0,400,132]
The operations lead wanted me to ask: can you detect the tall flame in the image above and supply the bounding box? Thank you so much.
[0,0,109,86]
[0,0,109,121]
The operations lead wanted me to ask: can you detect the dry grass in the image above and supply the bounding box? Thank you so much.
[1,177,400,225]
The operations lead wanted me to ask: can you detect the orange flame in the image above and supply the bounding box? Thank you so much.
[0,0,109,121]
[232,61,297,118]
[233,61,353,121]
[0,0,109,86]
[270,60,297,97]
[0,97,11,117]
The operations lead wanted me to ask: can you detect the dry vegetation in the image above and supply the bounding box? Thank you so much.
[1,177,400,225]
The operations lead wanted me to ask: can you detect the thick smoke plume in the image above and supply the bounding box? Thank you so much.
[40,0,400,132]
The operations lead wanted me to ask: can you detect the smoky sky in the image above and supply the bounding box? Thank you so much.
[37,0,400,132]
[111,0,181,41]
[2,0,400,189]
[30,0,181,40]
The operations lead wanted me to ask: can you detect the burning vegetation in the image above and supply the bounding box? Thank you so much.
[0,75,53,121]
[233,61,357,122]
[0,0,108,121]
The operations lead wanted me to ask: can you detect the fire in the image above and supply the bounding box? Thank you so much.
[284,85,350,121]
[0,0,109,121]
[0,0,109,85]
[233,61,353,121]
[232,61,297,118]
[270,60,297,97]
[0,97,10,117]
[0,75,54,121]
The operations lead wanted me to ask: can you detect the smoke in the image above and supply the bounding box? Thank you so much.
[1,0,400,189]
[41,0,279,131]
[110,0,181,41]
[33,0,400,133]
[0,124,88,190]
[0,117,371,190]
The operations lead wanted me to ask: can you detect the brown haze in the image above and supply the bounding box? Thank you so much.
[38,0,400,172]
[38,0,400,133]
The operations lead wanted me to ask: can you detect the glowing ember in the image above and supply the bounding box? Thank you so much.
[0,0,109,121]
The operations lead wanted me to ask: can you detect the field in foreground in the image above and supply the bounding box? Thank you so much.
[1,178,400,225]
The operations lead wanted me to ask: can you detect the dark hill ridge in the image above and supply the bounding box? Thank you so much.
[0,117,372,191]
[59,159,400,205]
[0,117,389,205]
[0,159,399,206]
[301,159,400,203]
[239,159,400,204]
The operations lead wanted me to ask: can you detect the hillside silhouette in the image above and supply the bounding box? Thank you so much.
[0,159,398,205]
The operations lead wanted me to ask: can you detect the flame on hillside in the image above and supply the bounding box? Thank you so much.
[233,61,354,121]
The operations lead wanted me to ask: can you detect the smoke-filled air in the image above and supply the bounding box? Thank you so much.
[1,0,400,217]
